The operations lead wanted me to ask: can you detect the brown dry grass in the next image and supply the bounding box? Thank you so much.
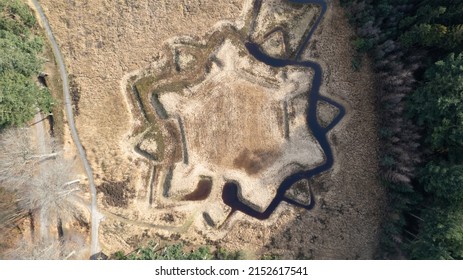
[250,0,321,58]
[168,0,385,259]
[266,0,386,258]
[185,75,282,169]
[37,0,385,259]
[38,0,243,183]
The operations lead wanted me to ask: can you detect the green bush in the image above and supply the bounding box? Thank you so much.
[113,242,246,260]
[351,56,362,71]
[407,53,463,157]
[343,0,463,259]
[0,0,53,129]
[0,71,52,127]
[353,38,374,53]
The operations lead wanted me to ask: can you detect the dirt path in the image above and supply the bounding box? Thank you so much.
[101,210,194,234]
[32,111,50,241]
[30,0,101,256]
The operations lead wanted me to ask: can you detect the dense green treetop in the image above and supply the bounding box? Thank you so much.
[410,204,463,260]
[407,53,463,158]
[343,0,463,259]
[0,71,50,126]
[113,242,246,260]
[0,30,44,76]
[0,0,52,129]
[400,1,463,53]
[421,162,463,203]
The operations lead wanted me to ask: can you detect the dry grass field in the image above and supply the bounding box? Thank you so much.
[36,0,386,259]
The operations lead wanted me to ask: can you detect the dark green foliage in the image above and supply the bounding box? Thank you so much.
[0,0,53,128]
[344,0,463,56]
[0,30,44,76]
[421,162,463,204]
[342,0,412,54]
[113,242,245,260]
[408,53,463,156]
[399,1,463,53]
[351,55,362,71]
[353,37,374,53]
[127,243,212,260]
[0,0,36,36]
[114,242,211,260]
[343,0,463,259]
[0,71,52,127]
[112,250,126,260]
[260,253,279,260]
[409,205,463,260]
[214,247,246,260]
[407,52,463,259]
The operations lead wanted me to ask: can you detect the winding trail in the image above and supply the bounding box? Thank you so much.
[30,0,101,255]
[101,210,195,233]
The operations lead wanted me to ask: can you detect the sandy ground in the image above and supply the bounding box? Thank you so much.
[205,0,386,259]
[144,38,326,213]
[281,0,386,258]
[38,0,243,184]
[214,1,384,259]
[37,0,386,259]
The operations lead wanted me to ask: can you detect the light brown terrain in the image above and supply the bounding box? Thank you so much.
[134,36,327,215]
[36,0,386,259]
[38,0,243,183]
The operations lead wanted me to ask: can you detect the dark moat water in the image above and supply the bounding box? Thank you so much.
[183,179,213,201]
[221,0,346,220]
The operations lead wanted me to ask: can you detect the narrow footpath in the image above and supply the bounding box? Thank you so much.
[30,0,101,256]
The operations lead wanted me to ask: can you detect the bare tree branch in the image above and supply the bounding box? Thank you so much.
[1,127,84,247]
[3,237,84,260]
[0,128,57,189]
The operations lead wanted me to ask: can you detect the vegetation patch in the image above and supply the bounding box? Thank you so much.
[342,0,463,259]
[98,179,134,208]
[0,0,53,129]
[69,74,80,116]
[112,241,245,260]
